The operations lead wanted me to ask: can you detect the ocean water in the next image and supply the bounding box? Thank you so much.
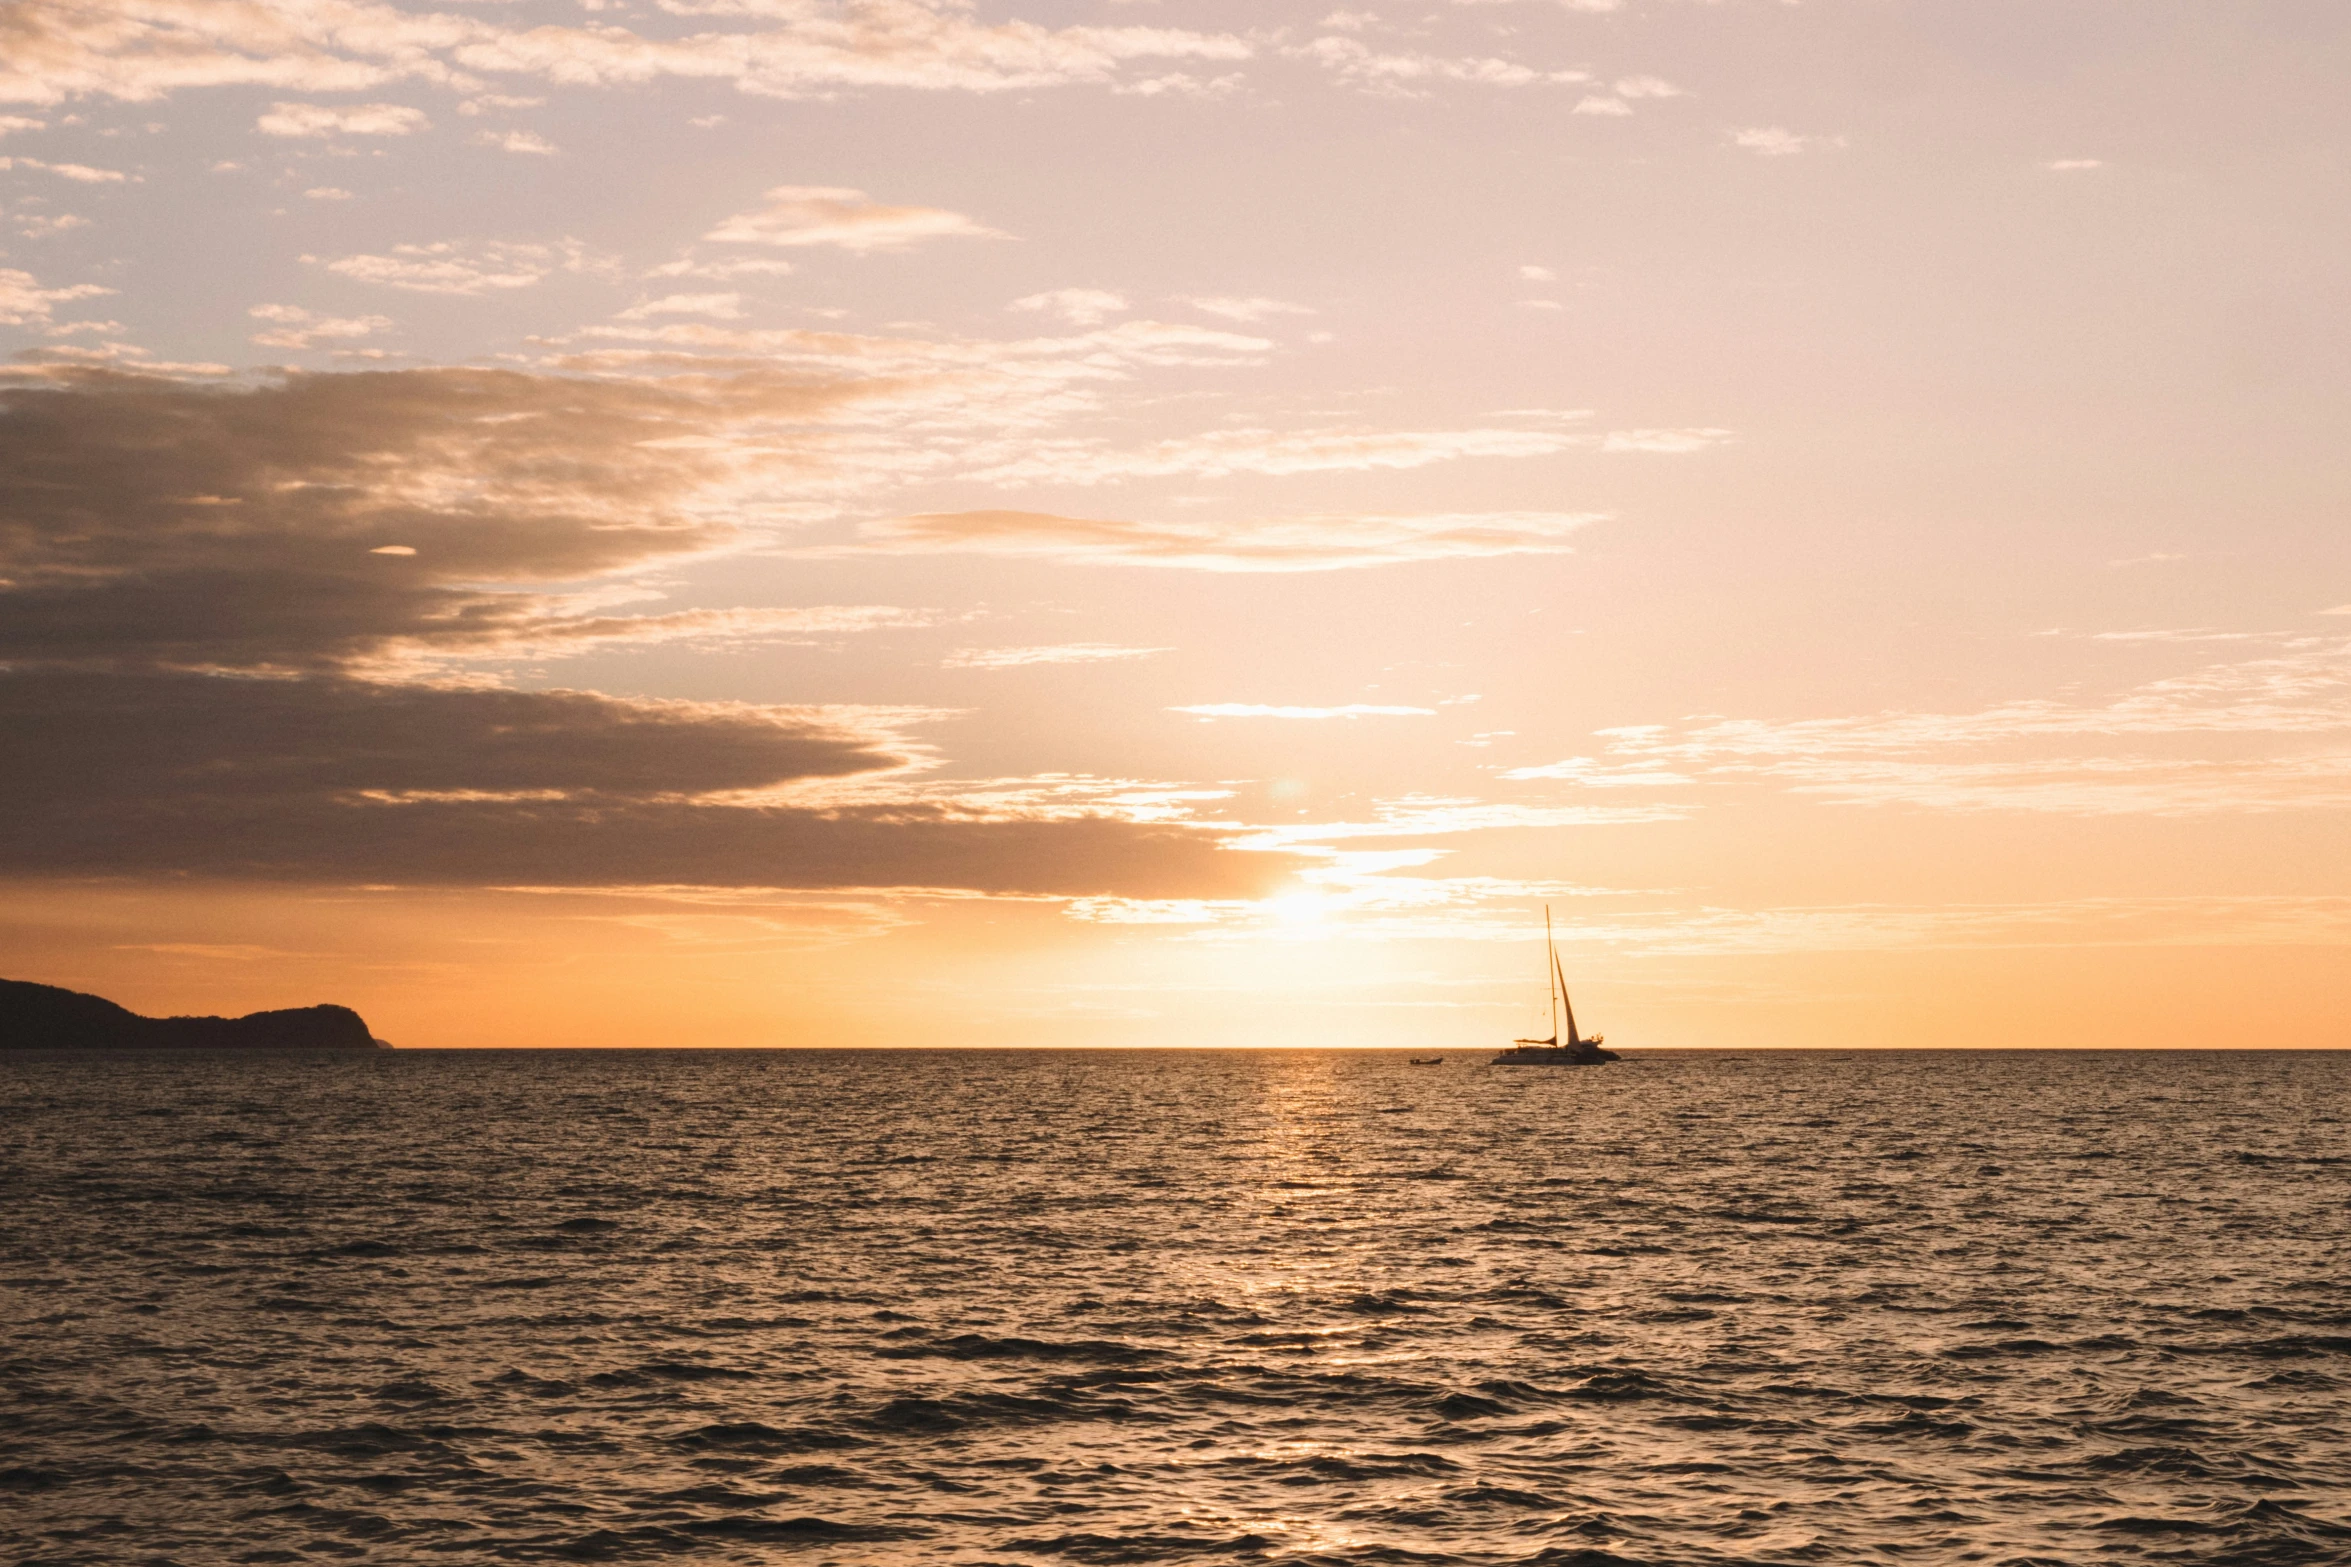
[4,1048,2349,1567]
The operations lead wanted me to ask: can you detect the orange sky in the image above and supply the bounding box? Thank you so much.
[2,2,2346,1047]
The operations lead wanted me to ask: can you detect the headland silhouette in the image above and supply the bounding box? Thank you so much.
[0,978,389,1050]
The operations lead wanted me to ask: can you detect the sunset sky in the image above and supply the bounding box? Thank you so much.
[2,0,2346,1048]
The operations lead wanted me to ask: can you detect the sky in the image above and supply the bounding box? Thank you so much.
[2,0,2347,1049]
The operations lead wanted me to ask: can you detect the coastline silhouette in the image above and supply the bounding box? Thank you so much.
[0,978,388,1050]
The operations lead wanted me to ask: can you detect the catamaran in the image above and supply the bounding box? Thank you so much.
[1491,906,1619,1066]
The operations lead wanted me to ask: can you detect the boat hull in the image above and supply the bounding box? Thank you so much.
[1490,1045,1619,1066]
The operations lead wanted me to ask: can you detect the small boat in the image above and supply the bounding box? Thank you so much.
[1491,905,1619,1066]
[1408,1057,1444,1066]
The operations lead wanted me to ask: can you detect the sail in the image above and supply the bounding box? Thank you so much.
[1554,944,1580,1047]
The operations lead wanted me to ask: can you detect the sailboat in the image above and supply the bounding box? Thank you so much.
[1491,906,1619,1066]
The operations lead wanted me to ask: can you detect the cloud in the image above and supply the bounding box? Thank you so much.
[255,100,426,137]
[1172,704,1436,719]
[968,422,1587,485]
[560,315,1274,396]
[1010,288,1129,326]
[303,185,352,200]
[1517,265,1555,282]
[0,364,858,672]
[2046,158,2104,172]
[704,185,998,251]
[1180,294,1313,322]
[0,266,114,327]
[1601,426,1735,453]
[15,211,91,238]
[1730,126,1845,157]
[0,670,1278,895]
[616,291,745,320]
[449,603,945,663]
[309,238,609,295]
[475,128,556,155]
[946,643,1172,669]
[0,154,130,181]
[1499,757,1692,787]
[247,303,392,350]
[1112,71,1243,98]
[1296,35,1589,94]
[647,255,795,281]
[1232,892,2351,956]
[1243,795,1688,846]
[1591,637,2351,815]
[859,508,1603,572]
[0,367,1289,897]
[0,0,1252,106]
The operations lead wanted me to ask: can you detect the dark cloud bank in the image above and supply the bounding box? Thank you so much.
[0,367,1276,897]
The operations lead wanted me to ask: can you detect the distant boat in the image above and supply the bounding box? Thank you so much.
[1408,1057,1444,1066]
[1491,906,1619,1066]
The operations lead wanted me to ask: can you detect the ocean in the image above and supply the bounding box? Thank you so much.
[4,1047,2347,1565]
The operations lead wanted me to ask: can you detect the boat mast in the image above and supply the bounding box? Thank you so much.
[1544,905,1559,1044]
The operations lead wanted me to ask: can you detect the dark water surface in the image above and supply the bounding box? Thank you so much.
[5,1048,2349,1566]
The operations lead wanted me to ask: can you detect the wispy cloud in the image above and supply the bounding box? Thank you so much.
[648,256,796,281]
[1613,75,1684,100]
[1171,703,1436,719]
[248,303,392,350]
[1730,126,1845,157]
[0,265,114,327]
[309,238,612,295]
[256,101,425,137]
[0,0,1253,106]
[858,508,1602,572]
[1306,894,2351,955]
[705,186,999,252]
[1010,288,1129,326]
[968,423,1588,485]
[0,154,130,182]
[616,292,745,321]
[475,128,556,156]
[1601,427,1735,453]
[1245,795,1689,845]
[1591,637,2351,815]
[1181,295,1314,322]
[15,211,90,238]
[1296,34,1590,94]
[946,644,1172,669]
[1499,756,1692,787]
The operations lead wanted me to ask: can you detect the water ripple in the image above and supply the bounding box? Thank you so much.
[3,1047,2348,1564]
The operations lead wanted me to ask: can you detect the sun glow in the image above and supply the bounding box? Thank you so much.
[1268,891,1334,931]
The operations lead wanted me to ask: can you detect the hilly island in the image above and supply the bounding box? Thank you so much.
[0,979,388,1051]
